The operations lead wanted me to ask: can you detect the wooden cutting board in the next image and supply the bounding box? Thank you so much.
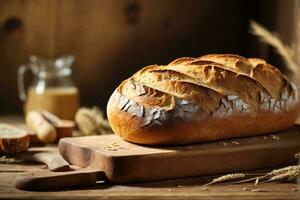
[60,126,300,182]
[15,126,300,190]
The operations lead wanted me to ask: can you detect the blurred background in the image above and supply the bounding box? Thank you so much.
[0,0,299,115]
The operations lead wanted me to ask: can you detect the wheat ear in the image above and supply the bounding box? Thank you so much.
[249,20,298,73]
[204,173,246,186]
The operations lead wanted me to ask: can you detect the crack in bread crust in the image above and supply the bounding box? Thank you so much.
[115,55,297,122]
[198,54,283,98]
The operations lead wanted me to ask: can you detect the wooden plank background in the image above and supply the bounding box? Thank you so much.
[0,0,298,114]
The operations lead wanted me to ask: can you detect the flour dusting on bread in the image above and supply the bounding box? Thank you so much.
[107,54,299,145]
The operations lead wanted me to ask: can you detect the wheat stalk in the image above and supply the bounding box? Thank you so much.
[266,165,300,176]
[204,165,300,186]
[232,176,267,184]
[204,153,300,185]
[249,20,298,73]
[75,107,112,136]
[204,173,246,186]
[254,177,260,185]
[267,165,300,182]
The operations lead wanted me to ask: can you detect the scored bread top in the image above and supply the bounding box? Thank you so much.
[111,54,298,127]
[198,54,283,99]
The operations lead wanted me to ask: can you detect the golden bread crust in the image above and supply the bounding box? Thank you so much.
[107,54,300,145]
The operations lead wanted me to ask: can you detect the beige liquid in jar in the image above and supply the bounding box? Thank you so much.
[25,87,80,120]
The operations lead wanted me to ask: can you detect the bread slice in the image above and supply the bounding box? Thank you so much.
[0,123,30,153]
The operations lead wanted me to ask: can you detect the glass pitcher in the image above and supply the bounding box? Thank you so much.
[18,55,80,120]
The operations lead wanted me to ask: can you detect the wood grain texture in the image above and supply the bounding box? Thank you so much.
[0,0,253,114]
[0,0,297,115]
[0,116,300,199]
[1,163,299,200]
[58,127,300,184]
[0,0,57,113]
[15,126,300,191]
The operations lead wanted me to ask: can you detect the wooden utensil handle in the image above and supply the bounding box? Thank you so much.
[15,168,105,191]
[21,151,70,172]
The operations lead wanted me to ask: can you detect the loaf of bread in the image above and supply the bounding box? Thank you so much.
[107,54,300,145]
[0,123,30,153]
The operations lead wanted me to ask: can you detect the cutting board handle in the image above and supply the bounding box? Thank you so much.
[15,167,105,191]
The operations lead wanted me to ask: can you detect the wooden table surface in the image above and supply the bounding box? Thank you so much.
[0,115,300,200]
